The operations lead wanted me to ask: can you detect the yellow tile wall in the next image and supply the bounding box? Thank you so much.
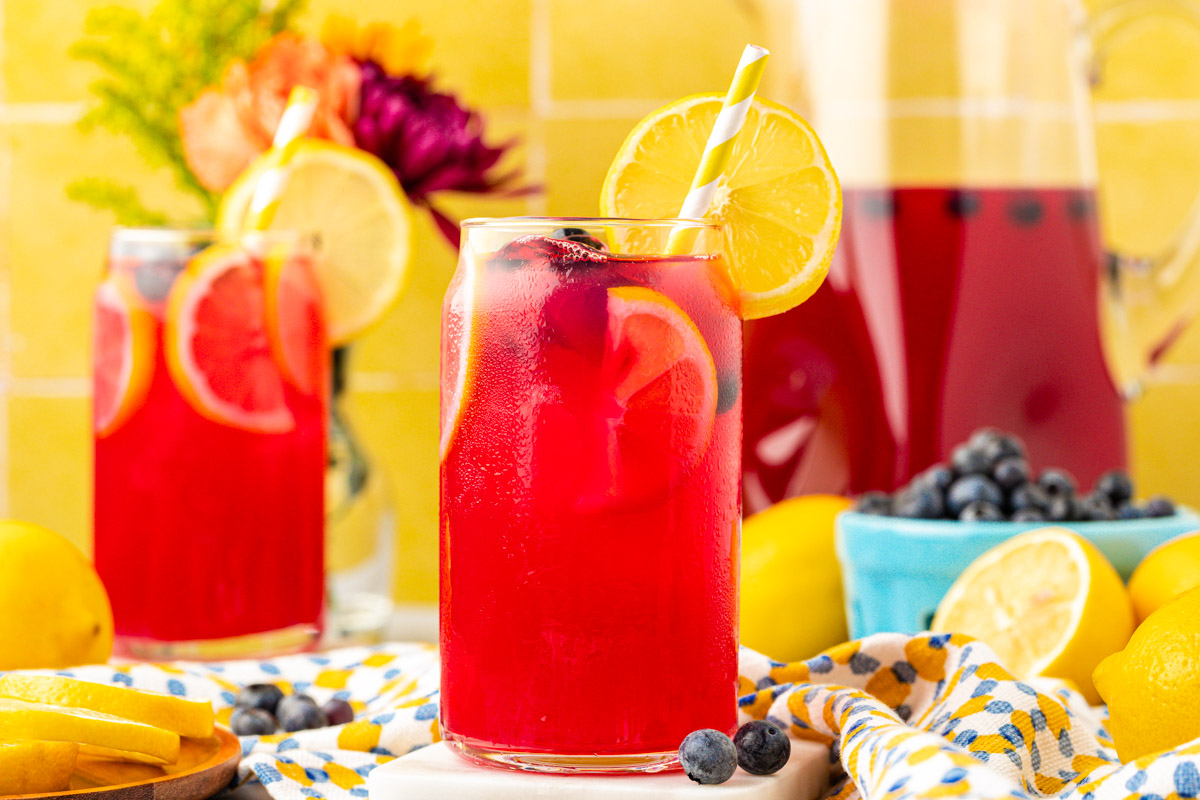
[4,0,1200,610]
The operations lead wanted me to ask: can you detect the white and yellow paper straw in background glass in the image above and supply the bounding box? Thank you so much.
[243,85,320,231]
[669,44,769,253]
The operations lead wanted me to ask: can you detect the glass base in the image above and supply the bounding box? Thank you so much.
[114,622,320,661]
[444,731,681,774]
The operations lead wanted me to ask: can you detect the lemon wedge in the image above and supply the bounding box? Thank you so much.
[0,674,213,739]
[0,697,180,763]
[601,94,841,319]
[217,141,413,344]
[932,527,1133,703]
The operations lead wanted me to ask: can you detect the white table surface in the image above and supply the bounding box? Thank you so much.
[367,740,830,799]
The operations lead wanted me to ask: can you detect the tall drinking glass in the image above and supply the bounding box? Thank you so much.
[439,218,742,773]
[94,228,328,659]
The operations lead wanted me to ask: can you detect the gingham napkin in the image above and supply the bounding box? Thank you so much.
[37,634,1200,800]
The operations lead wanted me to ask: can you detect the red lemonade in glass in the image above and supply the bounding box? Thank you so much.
[439,220,741,772]
[93,229,328,659]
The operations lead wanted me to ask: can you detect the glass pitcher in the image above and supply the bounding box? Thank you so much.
[743,0,1200,510]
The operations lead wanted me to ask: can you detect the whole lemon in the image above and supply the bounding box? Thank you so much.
[0,520,112,669]
[1128,530,1200,622]
[1094,586,1200,761]
[739,495,853,662]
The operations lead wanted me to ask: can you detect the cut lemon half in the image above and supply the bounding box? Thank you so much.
[601,94,841,319]
[93,280,155,437]
[0,698,180,763]
[0,740,79,794]
[164,245,295,433]
[217,141,413,344]
[0,675,214,739]
[932,527,1134,703]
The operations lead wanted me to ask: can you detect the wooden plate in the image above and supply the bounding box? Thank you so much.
[6,726,241,800]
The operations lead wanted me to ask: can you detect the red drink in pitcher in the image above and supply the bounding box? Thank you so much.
[440,220,741,772]
[743,187,1126,509]
[94,229,327,658]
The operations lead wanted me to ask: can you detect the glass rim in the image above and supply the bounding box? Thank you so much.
[460,216,724,231]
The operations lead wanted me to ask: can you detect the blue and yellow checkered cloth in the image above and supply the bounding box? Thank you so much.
[38,634,1200,799]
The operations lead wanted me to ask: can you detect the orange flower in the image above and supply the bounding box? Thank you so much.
[180,33,362,192]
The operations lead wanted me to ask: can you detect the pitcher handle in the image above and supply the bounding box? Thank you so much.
[1088,0,1200,396]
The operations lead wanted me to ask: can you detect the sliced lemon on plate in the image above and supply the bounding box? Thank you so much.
[217,141,413,344]
[932,527,1134,703]
[0,674,214,739]
[601,94,841,319]
[0,697,180,763]
[0,740,79,794]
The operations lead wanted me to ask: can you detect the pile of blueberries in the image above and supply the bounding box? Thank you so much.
[229,683,356,736]
[679,721,791,785]
[854,428,1176,522]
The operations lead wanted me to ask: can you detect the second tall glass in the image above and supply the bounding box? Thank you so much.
[439,218,742,773]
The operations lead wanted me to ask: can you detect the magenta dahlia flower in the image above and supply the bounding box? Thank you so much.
[352,61,525,243]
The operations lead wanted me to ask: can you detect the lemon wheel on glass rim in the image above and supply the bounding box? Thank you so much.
[217,141,414,344]
[601,93,842,320]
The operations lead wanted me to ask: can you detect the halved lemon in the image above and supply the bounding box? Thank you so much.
[164,245,295,433]
[217,141,413,344]
[601,94,841,319]
[0,740,78,794]
[932,527,1134,703]
[0,675,214,739]
[0,698,180,763]
[93,280,155,437]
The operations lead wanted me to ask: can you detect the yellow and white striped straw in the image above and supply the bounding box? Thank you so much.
[678,44,769,222]
[243,85,320,231]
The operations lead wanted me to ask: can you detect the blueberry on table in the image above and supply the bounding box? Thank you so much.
[1095,470,1134,506]
[1143,496,1177,518]
[235,683,284,715]
[992,457,1030,492]
[951,444,991,477]
[230,707,276,736]
[893,485,945,519]
[1011,507,1047,523]
[982,435,1025,467]
[679,729,738,785]
[1009,483,1050,514]
[321,698,355,727]
[968,428,1003,449]
[946,475,1003,516]
[1078,493,1117,521]
[855,492,892,516]
[1038,469,1077,500]
[733,720,791,776]
[278,694,328,732]
[959,501,1004,521]
[915,464,954,493]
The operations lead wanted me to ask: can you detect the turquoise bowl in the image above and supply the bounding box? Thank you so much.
[835,508,1200,637]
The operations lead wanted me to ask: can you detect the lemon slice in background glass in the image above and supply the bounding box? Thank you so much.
[217,141,413,344]
[601,94,841,320]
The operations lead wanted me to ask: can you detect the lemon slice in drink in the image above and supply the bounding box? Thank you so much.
[601,94,841,319]
[217,141,413,344]
[932,527,1134,703]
